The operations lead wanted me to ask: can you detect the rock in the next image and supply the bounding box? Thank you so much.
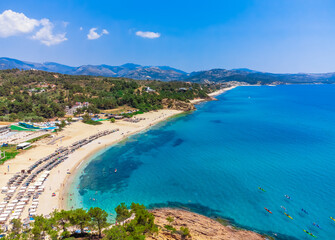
[147,209,266,240]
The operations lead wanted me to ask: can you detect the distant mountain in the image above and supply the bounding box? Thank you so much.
[0,57,186,81]
[187,68,335,84]
[1,57,335,84]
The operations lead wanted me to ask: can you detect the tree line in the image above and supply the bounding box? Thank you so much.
[0,69,218,122]
[1,203,158,240]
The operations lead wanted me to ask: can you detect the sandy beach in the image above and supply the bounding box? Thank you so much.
[0,109,182,219]
[190,86,237,104]
[0,87,235,220]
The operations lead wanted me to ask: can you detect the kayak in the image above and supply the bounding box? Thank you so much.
[312,223,321,229]
[303,230,316,238]
[284,212,293,219]
[264,208,272,214]
[331,217,335,222]
[280,206,287,211]
[258,187,266,192]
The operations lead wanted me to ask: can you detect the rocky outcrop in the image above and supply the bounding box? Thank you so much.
[147,209,266,240]
[162,99,196,111]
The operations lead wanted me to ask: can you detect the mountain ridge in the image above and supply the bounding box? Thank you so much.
[1,57,335,84]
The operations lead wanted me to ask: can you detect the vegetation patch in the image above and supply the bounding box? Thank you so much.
[0,145,19,164]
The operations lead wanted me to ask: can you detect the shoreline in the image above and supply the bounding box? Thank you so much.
[38,109,184,215]
[0,86,237,219]
[190,85,237,104]
[59,111,186,211]
[57,86,239,212]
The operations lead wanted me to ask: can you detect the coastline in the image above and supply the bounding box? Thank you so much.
[0,86,236,219]
[190,86,237,104]
[60,86,238,212]
[45,86,239,214]
[37,109,184,215]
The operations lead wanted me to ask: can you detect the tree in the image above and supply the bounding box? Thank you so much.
[180,227,190,239]
[126,203,158,236]
[110,118,115,123]
[10,218,22,236]
[166,216,174,224]
[115,203,131,222]
[104,225,128,240]
[69,208,91,235]
[88,207,109,238]
[82,113,91,122]
[31,216,53,240]
[53,209,71,232]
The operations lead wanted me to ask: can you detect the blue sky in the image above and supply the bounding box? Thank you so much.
[1,0,335,73]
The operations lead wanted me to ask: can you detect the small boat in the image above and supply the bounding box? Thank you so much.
[303,230,316,238]
[258,187,266,192]
[330,217,335,222]
[264,208,272,214]
[284,195,291,199]
[114,168,117,173]
[284,212,293,219]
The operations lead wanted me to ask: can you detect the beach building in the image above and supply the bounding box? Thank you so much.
[0,125,10,134]
[144,87,155,93]
[16,142,31,150]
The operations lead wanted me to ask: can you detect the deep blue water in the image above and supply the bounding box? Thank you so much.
[68,85,335,239]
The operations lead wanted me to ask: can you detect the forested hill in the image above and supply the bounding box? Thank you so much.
[2,57,335,84]
[0,69,217,122]
[186,68,335,85]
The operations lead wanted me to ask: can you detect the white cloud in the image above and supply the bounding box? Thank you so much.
[32,19,67,46]
[135,31,160,39]
[0,9,67,46]
[0,10,39,37]
[80,27,83,31]
[87,28,109,40]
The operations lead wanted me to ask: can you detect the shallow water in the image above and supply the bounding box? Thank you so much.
[68,85,335,239]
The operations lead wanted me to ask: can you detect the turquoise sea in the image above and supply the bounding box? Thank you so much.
[68,85,335,239]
